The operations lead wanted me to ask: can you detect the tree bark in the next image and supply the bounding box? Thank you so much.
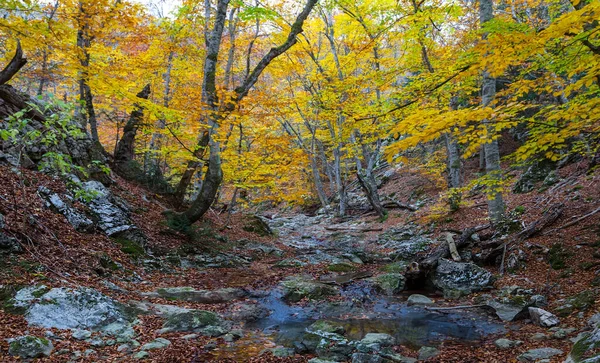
[480,0,505,224]
[179,0,318,224]
[0,40,27,86]
[114,84,151,174]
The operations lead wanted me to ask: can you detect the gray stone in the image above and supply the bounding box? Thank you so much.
[309,359,340,363]
[307,321,345,335]
[406,294,434,306]
[71,329,91,340]
[8,336,53,358]
[101,322,136,342]
[38,187,94,232]
[418,346,440,360]
[280,276,339,302]
[141,338,171,351]
[273,259,307,268]
[269,347,296,358]
[529,307,560,327]
[565,324,600,362]
[17,287,134,330]
[373,273,405,295]
[494,338,522,349]
[162,310,222,333]
[530,333,548,341]
[88,337,106,347]
[431,259,493,297]
[360,333,394,347]
[517,347,563,362]
[226,302,270,322]
[117,344,132,353]
[0,230,22,254]
[145,287,247,304]
[352,352,383,363]
[134,351,150,359]
[377,227,432,261]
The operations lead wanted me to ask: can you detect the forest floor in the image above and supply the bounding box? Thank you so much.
[0,159,599,362]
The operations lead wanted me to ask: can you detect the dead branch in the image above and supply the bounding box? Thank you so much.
[0,40,27,85]
[542,205,600,235]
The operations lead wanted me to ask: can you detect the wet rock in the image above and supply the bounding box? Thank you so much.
[431,259,493,298]
[528,307,559,327]
[281,276,339,302]
[13,287,134,330]
[517,347,563,362]
[145,287,247,304]
[8,335,53,358]
[226,302,270,322]
[38,186,94,232]
[161,310,224,334]
[308,320,346,335]
[418,346,440,360]
[352,352,383,363]
[406,294,434,306]
[141,338,171,351]
[356,333,394,353]
[494,338,522,349]
[373,273,405,295]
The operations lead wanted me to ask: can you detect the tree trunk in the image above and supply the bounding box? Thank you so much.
[114,84,151,175]
[0,40,27,86]
[480,0,505,224]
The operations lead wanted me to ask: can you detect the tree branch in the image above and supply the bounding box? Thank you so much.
[0,40,27,85]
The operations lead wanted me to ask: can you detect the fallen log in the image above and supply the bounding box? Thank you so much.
[382,198,418,211]
[420,224,491,270]
[542,205,600,236]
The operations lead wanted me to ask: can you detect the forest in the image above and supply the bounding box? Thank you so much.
[0,0,599,362]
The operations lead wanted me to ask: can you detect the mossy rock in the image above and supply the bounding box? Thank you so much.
[327,262,355,273]
[373,273,405,295]
[280,276,339,302]
[307,320,345,335]
[112,237,145,259]
[8,336,53,358]
[162,310,222,332]
[557,290,597,317]
[381,261,409,273]
[548,243,572,270]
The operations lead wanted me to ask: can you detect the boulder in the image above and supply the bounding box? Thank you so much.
[556,290,597,317]
[38,186,93,232]
[0,230,21,255]
[373,273,405,295]
[273,259,306,268]
[528,307,559,327]
[307,321,346,335]
[377,227,433,261]
[431,259,493,298]
[356,333,394,353]
[81,181,146,245]
[517,347,563,362]
[225,302,270,322]
[8,335,53,358]
[406,294,434,306]
[12,287,134,331]
[565,324,600,362]
[161,310,224,334]
[141,338,171,351]
[418,346,440,360]
[352,353,383,363]
[281,276,339,302]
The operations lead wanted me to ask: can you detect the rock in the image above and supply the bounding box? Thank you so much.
[273,259,306,268]
[269,347,296,358]
[13,287,134,330]
[316,338,354,361]
[198,325,228,337]
[494,338,522,349]
[551,327,576,339]
[8,336,53,358]
[377,227,433,261]
[0,230,22,255]
[80,180,146,245]
[517,347,563,362]
[406,294,434,306]
[134,351,150,359]
[309,359,340,363]
[485,294,543,322]
[141,338,171,351]
[565,324,600,362]
[308,320,346,335]
[328,261,356,272]
[100,322,136,343]
[431,259,493,298]
[88,337,106,347]
[161,310,223,333]
[556,290,596,317]
[529,307,560,327]
[38,186,94,232]
[530,333,548,341]
[226,302,270,322]
[146,287,247,304]
[360,333,395,347]
[379,348,417,362]
[373,273,405,295]
[71,329,92,340]
[418,346,440,360]
[352,352,383,363]
[281,276,339,302]
[513,159,557,194]
[117,344,132,353]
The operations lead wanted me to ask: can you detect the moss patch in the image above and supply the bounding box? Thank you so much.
[112,237,145,258]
